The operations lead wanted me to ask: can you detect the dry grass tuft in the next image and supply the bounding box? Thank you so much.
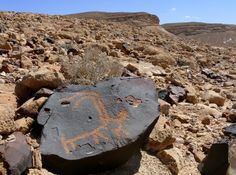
[61,47,123,85]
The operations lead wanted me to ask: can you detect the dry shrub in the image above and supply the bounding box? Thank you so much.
[61,47,123,85]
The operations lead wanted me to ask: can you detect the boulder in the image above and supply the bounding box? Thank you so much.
[149,53,176,68]
[0,105,15,134]
[15,66,65,102]
[227,139,236,175]
[168,85,186,104]
[37,77,159,174]
[16,97,48,118]
[0,132,32,175]
[147,129,175,152]
[205,90,225,107]
[143,45,161,55]
[198,138,230,175]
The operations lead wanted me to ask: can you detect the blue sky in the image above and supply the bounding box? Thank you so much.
[0,0,235,24]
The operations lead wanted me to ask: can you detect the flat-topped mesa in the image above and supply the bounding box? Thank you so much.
[162,22,236,47]
[66,12,160,26]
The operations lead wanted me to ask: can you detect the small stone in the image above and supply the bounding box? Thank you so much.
[185,84,198,104]
[21,56,33,69]
[233,104,236,109]
[224,124,236,136]
[186,93,198,104]
[197,104,222,118]
[6,134,16,143]
[223,110,236,122]
[0,160,7,175]
[34,88,54,99]
[15,117,34,133]
[32,149,42,169]
[16,97,48,118]
[29,48,45,55]
[109,51,120,57]
[143,45,160,55]
[147,129,175,152]
[26,137,39,148]
[168,85,186,104]
[201,116,211,125]
[202,68,221,79]
[0,41,12,50]
[173,119,182,128]
[125,64,140,75]
[0,79,5,84]
[159,99,171,115]
[28,168,55,175]
[157,147,183,175]
[176,114,191,123]
[205,90,225,107]
[192,150,205,162]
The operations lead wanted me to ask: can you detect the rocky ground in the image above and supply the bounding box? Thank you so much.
[0,11,236,175]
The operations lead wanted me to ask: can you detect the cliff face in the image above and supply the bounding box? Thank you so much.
[162,22,236,47]
[66,12,160,26]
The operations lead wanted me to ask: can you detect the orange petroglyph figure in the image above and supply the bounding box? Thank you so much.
[60,91,129,154]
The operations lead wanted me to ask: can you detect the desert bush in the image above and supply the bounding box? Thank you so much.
[61,47,123,85]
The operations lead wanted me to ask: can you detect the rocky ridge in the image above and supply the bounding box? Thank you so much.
[162,22,236,47]
[66,12,160,27]
[0,11,235,175]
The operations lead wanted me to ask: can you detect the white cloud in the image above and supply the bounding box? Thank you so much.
[184,15,200,20]
[170,7,176,12]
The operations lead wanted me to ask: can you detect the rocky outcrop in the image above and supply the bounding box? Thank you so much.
[66,12,160,26]
[162,22,236,47]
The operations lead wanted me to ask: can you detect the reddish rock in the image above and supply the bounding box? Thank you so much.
[0,132,32,175]
[15,66,65,102]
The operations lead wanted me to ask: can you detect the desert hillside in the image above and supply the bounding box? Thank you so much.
[0,11,236,175]
[162,22,236,47]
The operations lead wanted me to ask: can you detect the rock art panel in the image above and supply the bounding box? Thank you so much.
[37,77,159,174]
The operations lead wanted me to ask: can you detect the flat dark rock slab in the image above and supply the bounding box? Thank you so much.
[37,77,159,174]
